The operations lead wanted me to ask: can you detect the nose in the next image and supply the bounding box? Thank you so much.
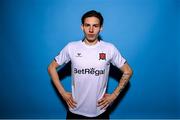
[89,26,94,33]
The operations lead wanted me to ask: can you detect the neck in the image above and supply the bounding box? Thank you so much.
[84,39,99,46]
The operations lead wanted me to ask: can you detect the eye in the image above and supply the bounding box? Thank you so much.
[94,24,100,28]
[84,24,90,27]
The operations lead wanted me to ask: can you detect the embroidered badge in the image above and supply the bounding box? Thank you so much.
[99,53,106,60]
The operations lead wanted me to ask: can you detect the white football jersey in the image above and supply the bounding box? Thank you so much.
[55,40,126,117]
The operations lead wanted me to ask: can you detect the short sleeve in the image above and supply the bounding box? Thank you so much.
[110,45,126,68]
[54,44,70,65]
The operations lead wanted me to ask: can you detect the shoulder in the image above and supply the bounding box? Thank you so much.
[66,40,82,48]
[100,40,116,49]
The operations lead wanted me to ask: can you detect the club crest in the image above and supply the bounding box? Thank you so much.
[99,52,106,60]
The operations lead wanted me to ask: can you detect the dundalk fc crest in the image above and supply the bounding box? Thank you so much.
[99,52,106,60]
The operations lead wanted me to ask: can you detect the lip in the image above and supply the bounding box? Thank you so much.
[88,34,95,37]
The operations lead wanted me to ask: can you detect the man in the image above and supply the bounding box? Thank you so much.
[48,10,133,119]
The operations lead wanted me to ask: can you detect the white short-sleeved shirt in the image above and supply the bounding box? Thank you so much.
[55,40,126,117]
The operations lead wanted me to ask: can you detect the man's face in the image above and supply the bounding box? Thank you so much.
[81,17,102,42]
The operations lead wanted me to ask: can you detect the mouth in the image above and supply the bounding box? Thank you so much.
[87,34,95,38]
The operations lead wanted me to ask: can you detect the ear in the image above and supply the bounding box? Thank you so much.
[81,24,84,30]
[100,26,103,31]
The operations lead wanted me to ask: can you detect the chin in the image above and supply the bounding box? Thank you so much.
[86,37,97,42]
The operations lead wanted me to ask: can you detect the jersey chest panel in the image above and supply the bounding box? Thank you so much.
[70,47,110,69]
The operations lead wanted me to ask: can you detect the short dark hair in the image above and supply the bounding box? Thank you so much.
[81,10,104,27]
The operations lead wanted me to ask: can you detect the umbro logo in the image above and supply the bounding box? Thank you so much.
[76,53,82,57]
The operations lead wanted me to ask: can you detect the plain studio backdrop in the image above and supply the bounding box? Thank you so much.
[0,0,180,119]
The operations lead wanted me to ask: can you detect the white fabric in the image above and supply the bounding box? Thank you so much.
[55,40,126,117]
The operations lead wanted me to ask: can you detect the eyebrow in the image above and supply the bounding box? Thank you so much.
[84,23,100,26]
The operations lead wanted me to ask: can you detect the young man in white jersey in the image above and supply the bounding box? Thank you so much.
[48,10,133,119]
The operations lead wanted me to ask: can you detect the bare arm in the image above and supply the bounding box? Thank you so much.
[113,62,133,96]
[48,60,76,108]
[98,62,133,109]
[48,60,66,95]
